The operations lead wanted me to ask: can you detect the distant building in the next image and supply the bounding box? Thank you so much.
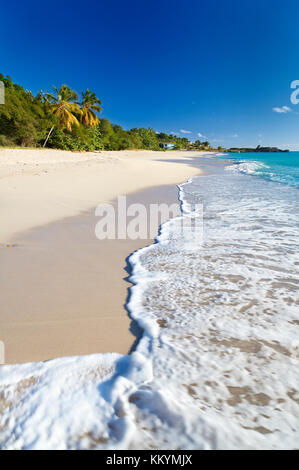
[160,142,175,150]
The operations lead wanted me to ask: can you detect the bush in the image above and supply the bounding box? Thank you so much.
[0,134,14,146]
[0,73,194,151]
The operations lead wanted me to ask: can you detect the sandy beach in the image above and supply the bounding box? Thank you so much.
[1,150,298,450]
[0,149,204,363]
[1,1,298,450]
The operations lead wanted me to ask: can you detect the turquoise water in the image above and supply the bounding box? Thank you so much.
[221,152,299,188]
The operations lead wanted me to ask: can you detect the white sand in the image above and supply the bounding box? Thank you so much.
[0,148,205,243]
[0,148,207,363]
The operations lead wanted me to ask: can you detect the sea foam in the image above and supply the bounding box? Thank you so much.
[0,156,298,449]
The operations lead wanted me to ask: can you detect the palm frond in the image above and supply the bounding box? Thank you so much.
[45,85,81,131]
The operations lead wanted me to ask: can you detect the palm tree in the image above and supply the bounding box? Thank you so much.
[80,89,102,127]
[43,85,82,147]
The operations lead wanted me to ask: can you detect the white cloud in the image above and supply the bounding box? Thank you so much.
[273,106,291,113]
[232,133,239,138]
[197,132,206,138]
[180,129,192,134]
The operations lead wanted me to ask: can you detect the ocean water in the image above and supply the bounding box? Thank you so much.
[0,153,298,449]
[222,151,299,188]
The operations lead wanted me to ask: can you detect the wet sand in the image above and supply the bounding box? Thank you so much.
[0,184,182,363]
[0,149,216,364]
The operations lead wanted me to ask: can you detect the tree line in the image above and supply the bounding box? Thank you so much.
[0,74,212,152]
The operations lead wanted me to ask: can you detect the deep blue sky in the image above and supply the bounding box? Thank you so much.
[1,0,299,148]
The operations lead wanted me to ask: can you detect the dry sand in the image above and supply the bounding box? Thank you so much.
[0,149,204,243]
[0,149,206,363]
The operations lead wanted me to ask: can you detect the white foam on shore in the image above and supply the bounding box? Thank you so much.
[226,160,268,175]
[226,159,299,188]
[123,170,299,449]
[0,161,299,450]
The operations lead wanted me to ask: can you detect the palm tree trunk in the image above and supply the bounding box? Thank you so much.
[43,125,54,148]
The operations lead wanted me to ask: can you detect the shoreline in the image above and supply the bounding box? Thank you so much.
[0,149,209,244]
[0,149,209,364]
[1,184,182,364]
[1,152,297,449]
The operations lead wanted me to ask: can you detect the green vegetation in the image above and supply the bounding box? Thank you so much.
[0,74,212,151]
